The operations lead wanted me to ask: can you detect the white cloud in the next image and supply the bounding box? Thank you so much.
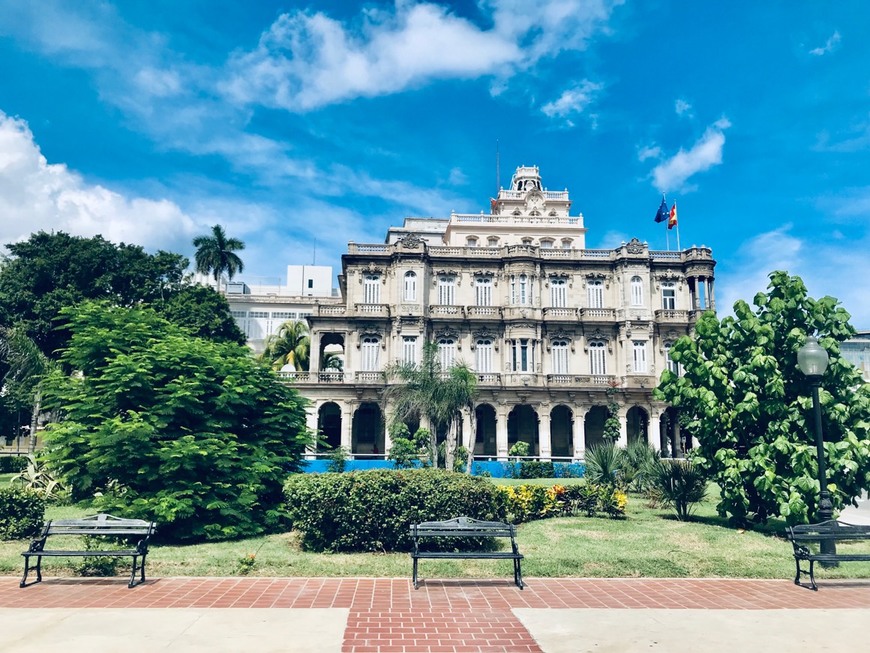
[651,118,731,192]
[809,30,841,56]
[221,1,621,111]
[541,80,603,118]
[675,99,692,116]
[813,115,870,153]
[637,144,661,162]
[716,225,870,328]
[0,111,197,251]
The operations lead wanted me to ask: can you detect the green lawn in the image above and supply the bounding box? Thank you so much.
[1,482,868,582]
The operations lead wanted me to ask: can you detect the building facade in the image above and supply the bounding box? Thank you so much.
[294,166,716,460]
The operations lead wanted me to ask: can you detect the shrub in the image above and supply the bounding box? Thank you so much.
[623,440,660,492]
[498,480,628,522]
[283,469,506,552]
[0,486,45,540]
[388,427,429,469]
[10,454,68,504]
[0,456,28,474]
[508,441,531,458]
[598,486,628,519]
[563,482,600,517]
[651,459,708,520]
[519,460,555,479]
[75,537,120,577]
[498,484,556,523]
[584,443,624,487]
[326,446,348,473]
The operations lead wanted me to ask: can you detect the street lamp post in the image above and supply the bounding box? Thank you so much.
[797,336,836,560]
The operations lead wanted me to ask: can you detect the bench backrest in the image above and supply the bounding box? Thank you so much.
[411,516,516,539]
[44,513,156,538]
[788,520,870,542]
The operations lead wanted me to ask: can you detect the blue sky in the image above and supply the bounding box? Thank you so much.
[1,1,869,326]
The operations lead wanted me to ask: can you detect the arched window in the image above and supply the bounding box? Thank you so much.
[552,340,569,375]
[511,274,531,305]
[475,339,493,373]
[361,336,380,371]
[488,237,500,248]
[561,238,573,249]
[550,278,567,308]
[475,276,492,306]
[466,236,479,247]
[438,275,456,305]
[630,276,644,306]
[364,274,380,304]
[438,338,456,369]
[403,271,417,302]
[587,279,604,309]
[540,239,554,249]
[589,341,607,376]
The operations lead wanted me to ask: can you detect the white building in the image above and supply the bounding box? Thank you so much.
[289,166,716,460]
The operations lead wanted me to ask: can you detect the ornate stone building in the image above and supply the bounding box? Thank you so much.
[294,166,716,460]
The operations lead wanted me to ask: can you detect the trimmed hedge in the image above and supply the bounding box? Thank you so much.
[284,469,507,552]
[0,456,28,474]
[0,487,45,540]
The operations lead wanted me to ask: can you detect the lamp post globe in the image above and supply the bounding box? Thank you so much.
[797,336,834,528]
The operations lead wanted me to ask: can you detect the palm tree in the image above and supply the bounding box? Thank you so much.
[261,320,310,372]
[192,224,245,291]
[384,342,478,469]
[0,327,55,452]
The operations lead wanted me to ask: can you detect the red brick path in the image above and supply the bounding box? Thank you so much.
[2,576,869,652]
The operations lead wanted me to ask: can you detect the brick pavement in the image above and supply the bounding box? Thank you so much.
[2,576,869,652]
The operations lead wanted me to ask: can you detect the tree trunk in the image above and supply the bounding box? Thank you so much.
[28,390,41,454]
[445,419,456,472]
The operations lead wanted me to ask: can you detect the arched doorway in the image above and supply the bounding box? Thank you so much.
[318,333,346,379]
[550,405,573,458]
[474,404,497,457]
[627,406,649,445]
[317,402,342,450]
[352,402,384,455]
[507,405,539,455]
[584,405,608,449]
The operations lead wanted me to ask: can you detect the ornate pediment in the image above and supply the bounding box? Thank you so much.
[434,326,460,341]
[397,233,425,249]
[625,238,646,255]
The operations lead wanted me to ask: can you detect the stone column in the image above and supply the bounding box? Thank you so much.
[573,407,588,460]
[709,278,716,311]
[382,401,393,456]
[309,331,322,374]
[305,405,319,459]
[496,404,509,460]
[648,409,663,454]
[617,408,628,448]
[341,402,355,454]
[692,277,700,311]
[538,405,552,460]
[671,416,682,458]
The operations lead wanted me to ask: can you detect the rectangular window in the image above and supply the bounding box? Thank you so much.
[438,340,456,369]
[364,275,381,304]
[587,281,604,309]
[476,278,492,306]
[550,279,567,308]
[402,336,417,365]
[438,276,455,305]
[475,340,493,373]
[512,339,532,372]
[632,341,648,373]
[552,342,569,374]
[589,343,607,375]
[662,284,676,310]
[230,310,247,318]
[361,338,380,371]
[249,311,269,318]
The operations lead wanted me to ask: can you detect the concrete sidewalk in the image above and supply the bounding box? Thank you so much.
[1,576,869,652]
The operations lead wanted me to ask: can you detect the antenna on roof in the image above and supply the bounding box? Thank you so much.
[496,139,500,194]
[313,238,316,265]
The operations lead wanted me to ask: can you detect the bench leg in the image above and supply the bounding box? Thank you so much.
[20,554,43,588]
[128,554,147,588]
[412,557,419,590]
[808,559,818,592]
[514,558,524,590]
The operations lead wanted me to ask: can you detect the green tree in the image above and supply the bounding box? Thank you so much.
[656,271,870,526]
[154,284,246,345]
[261,320,310,371]
[384,342,478,470]
[41,301,312,542]
[0,231,187,356]
[192,224,245,290]
[0,326,56,452]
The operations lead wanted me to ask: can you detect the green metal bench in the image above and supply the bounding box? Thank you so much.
[787,520,870,590]
[21,513,156,588]
[410,516,524,589]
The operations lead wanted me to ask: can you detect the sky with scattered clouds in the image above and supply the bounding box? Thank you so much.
[1,0,869,326]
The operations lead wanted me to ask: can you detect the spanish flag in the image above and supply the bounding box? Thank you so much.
[668,202,678,230]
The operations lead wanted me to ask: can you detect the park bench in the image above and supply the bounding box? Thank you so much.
[787,519,870,590]
[410,516,524,589]
[21,513,156,588]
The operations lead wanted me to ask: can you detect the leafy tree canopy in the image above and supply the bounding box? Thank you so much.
[656,271,870,526]
[41,301,312,542]
[0,231,187,356]
[193,224,245,287]
[155,284,245,346]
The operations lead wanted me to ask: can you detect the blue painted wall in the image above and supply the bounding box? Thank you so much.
[300,458,585,479]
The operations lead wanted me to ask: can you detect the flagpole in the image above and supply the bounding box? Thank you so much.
[666,229,670,251]
[676,223,681,251]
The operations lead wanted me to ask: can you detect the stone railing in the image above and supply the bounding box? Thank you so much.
[542,307,577,319]
[354,303,390,316]
[276,371,310,382]
[316,305,347,316]
[655,309,691,322]
[355,371,385,384]
[466,306,502,319]
[475,373,502,385]
[579,308,616,320]
[429,305,464,318]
